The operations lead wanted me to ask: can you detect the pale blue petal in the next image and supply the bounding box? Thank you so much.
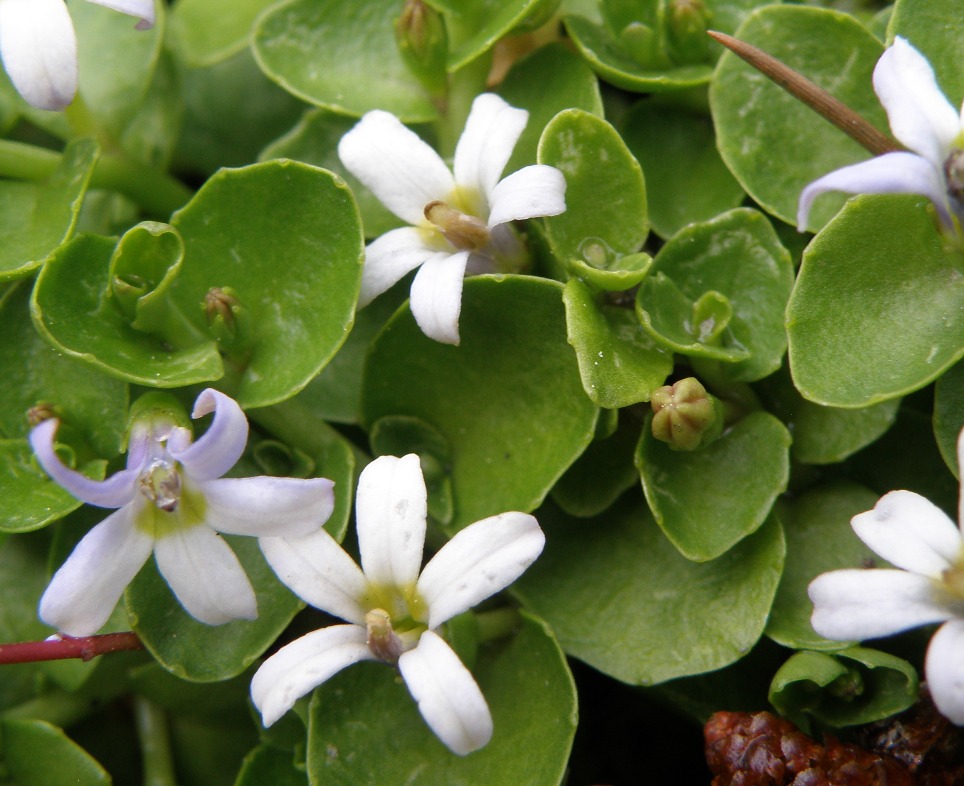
[198,476,334,538]
[169,389,248,481]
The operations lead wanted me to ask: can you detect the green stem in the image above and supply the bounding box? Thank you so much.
[135,696,178,786]
[475,607,521,642]
[0,691,96,728]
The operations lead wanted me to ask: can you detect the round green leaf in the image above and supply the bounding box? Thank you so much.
[764,483,880,651]
[637,411,790,561]
[516,500,785,685]
[787,195,964,407]
[563,277,672,408]
[935,360,964,477]
[253,0,438,122]
[236,745,307,786]
[305,613,575,785]
[889,0,964,105]
[361,275,599,530]
[0,719,110,786]
[710,5,887,231]
[171,0,277,67]
[169,159,365,408]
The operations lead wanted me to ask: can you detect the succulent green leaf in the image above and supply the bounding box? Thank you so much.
[935,360,964,477]
[516,500,785,685]
[236,745,308,786]
[171,0,277,67]
[0,719,110,786]
[889,0,964,104]
[787,195,964,407]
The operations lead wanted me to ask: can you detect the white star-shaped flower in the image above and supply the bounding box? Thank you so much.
[337,92,567,345]
[253,453,545,755]
[31,388,335,637]
[798,36,964,234]
[809,426,964,724]
[0,0,154,111]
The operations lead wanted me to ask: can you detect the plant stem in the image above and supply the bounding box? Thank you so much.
[475,607,521,642]
[0,632,144,664]
[0,691,97,728]
[135,696,178,786]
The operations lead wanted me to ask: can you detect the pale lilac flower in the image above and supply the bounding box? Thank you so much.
[337,93,567,345]
[809,426,964,724]
[253,453,545,755]
[31,388,334,637]
[798,37,964,234]
[0,0,154,111]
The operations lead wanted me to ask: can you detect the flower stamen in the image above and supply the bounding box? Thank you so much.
[424,200,490,251]
[137,459,181,512]
[365,608,404,664]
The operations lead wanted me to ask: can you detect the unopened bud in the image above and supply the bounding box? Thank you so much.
[203,287,243,342]
[650,377,722,451]
[666,0,712,63]
[424,201,490,251]
[827,667,864,701]
[27,402,57,427]
[395,0,448,98]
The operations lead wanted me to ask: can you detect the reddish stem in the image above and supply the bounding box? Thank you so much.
[0,632,144,664]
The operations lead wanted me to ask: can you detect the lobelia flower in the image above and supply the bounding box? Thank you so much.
[253,453,545,755]
[31,388,335,637]
[0,0,154,111]
[809,426,964,724]
[337,92,567,345]
[797,36,964,235]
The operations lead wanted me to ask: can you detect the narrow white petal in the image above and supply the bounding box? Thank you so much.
[30,419,138,508]
[418,512,544,629]
[359,227,441,307]
[808,569,952,640]
[454,94,528,202]
[851,490,962,577]
[797,152,951,231]
[86,0,155,28]
[925,619,964,724]
[196,477,334,538]
[487,165,567,227]
[355,454,427,588]
[154,525,257,625]
[409,251,468,346]
[168,389,248,481]
[0,0,77,110]
[39,504,154,636]
[398,631,492,755]
[957,427,964,526]
[251,625,373,727]
[338,110,455,226]
[873,37,960,166]
[260,530,368,625]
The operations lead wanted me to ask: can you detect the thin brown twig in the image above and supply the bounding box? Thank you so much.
[708,30,902,157]
[0,632,144,664]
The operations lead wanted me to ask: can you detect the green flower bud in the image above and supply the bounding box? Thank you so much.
[203,286,244,344]
[650,377,723,451]
[395,0,448,99]
[665,0,712,64]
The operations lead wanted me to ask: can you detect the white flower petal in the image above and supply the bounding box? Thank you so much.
[808,568,952,640]
[409,251,468,346]
[86,0,155,28]
[958,427,964,526]
[925,619,964,724]
[39,503,153,636]
[168,389,248,481]
[418,512,544,629]
[851,490,962,577]
[796,151,951,231]
[398,630,493,755]
[359,227,442,307]
[873,37,960,166]
[0,0,77,111]
[260,530,368,625]
[487,165,567,227]
[30,419,138,508]
[453,93,528,202]
[196,476,334,539]
[338,110,455,226]
[251,625,373,727]
[154,525,257,625]
[355,454,427,589]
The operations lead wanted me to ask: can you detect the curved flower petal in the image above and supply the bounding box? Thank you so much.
[39,504,154,636]
[797,151,951,231]
[851,490,962,578]
[873,37,960,166]
[398,630,493,755]
[0,0,77,111]
[87,0,155,28]
[355,454,427,589]
[487,165,567,227]
[418,512,544,629]
[808,568,952,640]
[197,476,334,539]
[168,389,248,481]
[359,227,442,307]
[409,251,468,345]
[453,93,528,203]
[925,619,964,724]
[251,624,373,727]
[154,525,257,625]
[339,110,455,226]
[30,419,138,508]
[260,530,368,625]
